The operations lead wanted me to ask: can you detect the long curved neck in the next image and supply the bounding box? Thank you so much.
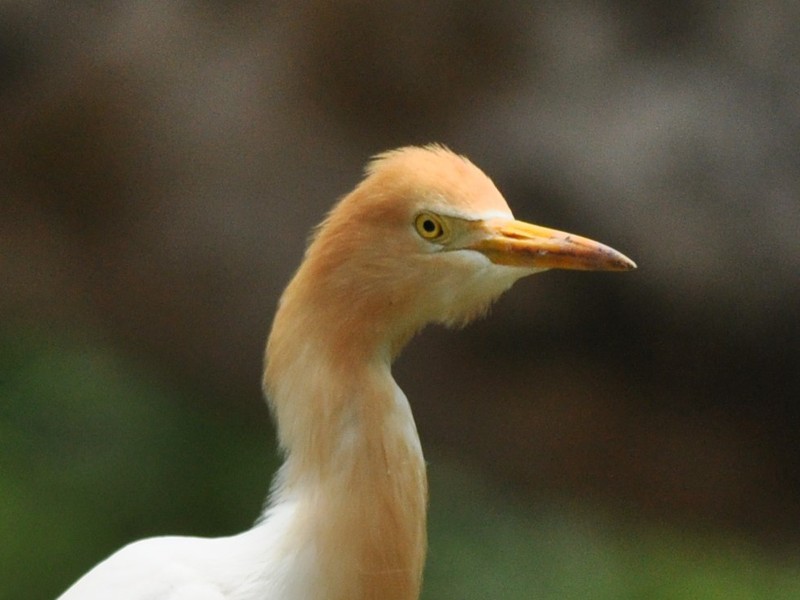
[262,276,428,600]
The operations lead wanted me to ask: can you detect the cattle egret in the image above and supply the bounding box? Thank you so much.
[58,145,635,600]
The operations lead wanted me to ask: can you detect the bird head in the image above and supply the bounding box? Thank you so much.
[282,145,635,357]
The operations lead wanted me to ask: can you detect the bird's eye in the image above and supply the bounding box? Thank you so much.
[414,213,446,240]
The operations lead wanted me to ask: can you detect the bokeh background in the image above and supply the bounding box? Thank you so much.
[2,2,800,598]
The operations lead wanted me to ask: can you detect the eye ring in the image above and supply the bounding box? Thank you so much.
[414,212,446,240]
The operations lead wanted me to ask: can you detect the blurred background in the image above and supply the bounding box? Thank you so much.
[2,1,799,598]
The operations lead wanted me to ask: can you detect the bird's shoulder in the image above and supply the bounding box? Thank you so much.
[57,535,230,600]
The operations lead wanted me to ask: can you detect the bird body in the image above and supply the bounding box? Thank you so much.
[58,145,634,600]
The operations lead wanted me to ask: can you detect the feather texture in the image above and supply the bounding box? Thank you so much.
[58,146,634,600]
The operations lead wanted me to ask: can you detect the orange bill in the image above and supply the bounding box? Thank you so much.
[470,218,636,272]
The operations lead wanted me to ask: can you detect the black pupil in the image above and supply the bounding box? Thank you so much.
[423,219,436,233]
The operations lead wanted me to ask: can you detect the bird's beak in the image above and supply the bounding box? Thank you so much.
[469,218,636,272]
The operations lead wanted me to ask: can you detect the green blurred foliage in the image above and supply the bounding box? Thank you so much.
[2,327,799,599]
[0,327,276,599]
[425,467,800,599]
